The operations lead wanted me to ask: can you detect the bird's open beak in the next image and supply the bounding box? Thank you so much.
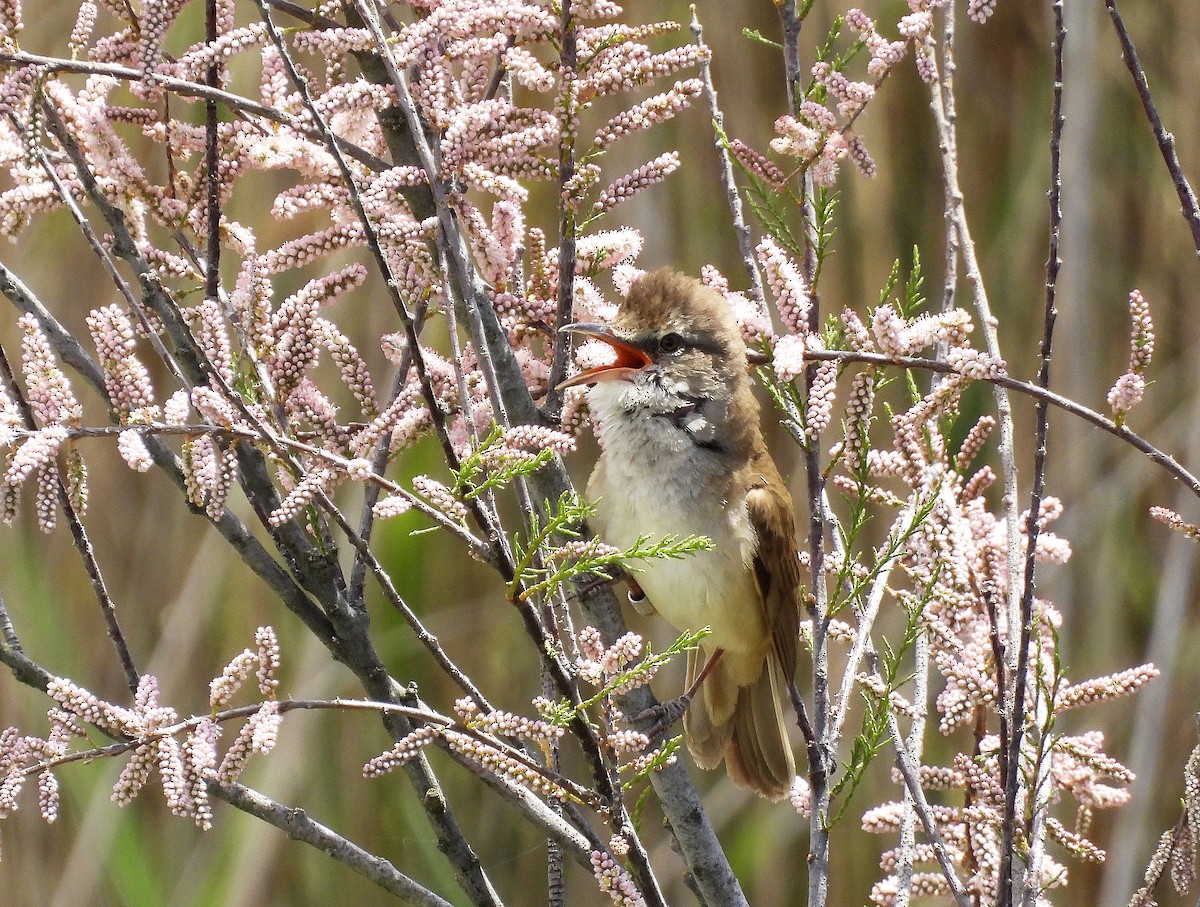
[555,323,652,390]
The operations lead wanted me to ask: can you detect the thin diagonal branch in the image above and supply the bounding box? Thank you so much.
[0,319,140,695]
[691,7,765,309]
[212,782,457,907]
[1103,0,1200,256]
[802,348,1200,502]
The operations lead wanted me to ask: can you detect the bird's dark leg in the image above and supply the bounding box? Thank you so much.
[573,565,649,613]
[633,648,725,742]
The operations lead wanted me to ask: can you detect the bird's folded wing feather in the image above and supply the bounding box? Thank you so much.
[745,463,802,679]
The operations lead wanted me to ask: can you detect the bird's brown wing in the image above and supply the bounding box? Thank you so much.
[744,457,801,680]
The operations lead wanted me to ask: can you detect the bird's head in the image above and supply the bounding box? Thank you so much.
[557,269,757,455]
[557,268,748,400]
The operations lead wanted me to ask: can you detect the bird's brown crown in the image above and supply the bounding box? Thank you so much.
[615,268,749,372]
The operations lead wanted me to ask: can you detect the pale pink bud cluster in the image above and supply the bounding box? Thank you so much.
[593,152,680,216]
[68,1,96,57]
[946,347,1006,380]
[871,305,974,358]
[117,430,154,472]
[204,625,282,714]
[550,538,621,563]
[1150,506,1200,540]
[19,315,81,428]
[968,0,998,23]
[770,111,825,162]
[218,701,281,784]
[88,304,159,423]
[577,629,645,686]
[3,425,67,495]
[504,46,556,91]
[623,741,678,777]
[1126,289,1154,371]
[812,61,875,118]
[1056,664,1159,710]
[363,726,441,777]
[268,466,334,527]
[454,698,564,746]
[1106,371,1145,416]
[576,229,644,272]
[842,371,876,470]
[0,64,37,118]
[372,494,414,520]
[728,292,773,346]
[870,873,951,906]
[172,24,271,82]
[594,79,702,147]
[729,139,786,187]
[954,416,995,473]
[0,384,19,450]
[897,10,934,39]
[846,8,909,78]
[584,43,709,99]
[590,851,648,907]
[412,474,468,523]
[502,425,577,456]
[1108,289,1154,419]
[789,775,813,817]
[139,0,176,76]
[185,432,238,521]
[444,728,569,800]
[606,729,651,755]
[757,238,811,334]
[806,361,838,439]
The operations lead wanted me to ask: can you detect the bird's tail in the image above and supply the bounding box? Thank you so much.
[684,649,795,801]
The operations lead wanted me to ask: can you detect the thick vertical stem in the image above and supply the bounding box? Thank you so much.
[204,0,221,304]
[775,5,830,906]
[1000,4,1065,905]
[542,0,576,420]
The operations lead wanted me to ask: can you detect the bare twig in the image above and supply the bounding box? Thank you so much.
[690,6,765,309]
[542,0,577,420]
[778,4,832,905]
[1103,0,1200,256]
[0,597,54,692]
[203,0,222,305]
[315,491,495,710]
[1003,5,1066,905]
[212,781,458,907]
[888,710,973,907]
[804,348,1200,501]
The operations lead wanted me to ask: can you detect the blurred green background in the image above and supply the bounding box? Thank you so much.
[1,0,1198,905]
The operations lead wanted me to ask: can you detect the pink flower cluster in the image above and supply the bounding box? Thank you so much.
[0,628,283,832]
[1107,289,1154,418]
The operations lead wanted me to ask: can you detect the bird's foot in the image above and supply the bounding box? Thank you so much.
[631,694,691,743]
[573,569,654,615]
[573,571,618,599]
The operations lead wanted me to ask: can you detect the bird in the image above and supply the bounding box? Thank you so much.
[558,268,801,800]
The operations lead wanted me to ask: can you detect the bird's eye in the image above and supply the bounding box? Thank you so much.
[659,333,686,355]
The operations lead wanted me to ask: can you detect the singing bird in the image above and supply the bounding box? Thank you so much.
[559,268,801,800]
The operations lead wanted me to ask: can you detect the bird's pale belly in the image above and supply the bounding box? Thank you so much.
[589,454,770,676]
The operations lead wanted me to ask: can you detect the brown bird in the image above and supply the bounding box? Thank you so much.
[559,268,801,800]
